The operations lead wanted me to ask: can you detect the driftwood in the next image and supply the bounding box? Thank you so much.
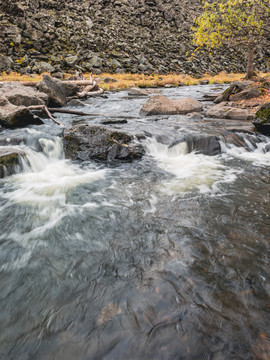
[77,88,104,98]
[27,105,63,126]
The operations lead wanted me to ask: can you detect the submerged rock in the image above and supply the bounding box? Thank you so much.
[140,95,203,116]
[0,147,25,178]
[253,102,270,135]
[64,124,145,164]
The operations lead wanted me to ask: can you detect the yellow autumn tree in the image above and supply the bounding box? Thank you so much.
[193,0,270,78]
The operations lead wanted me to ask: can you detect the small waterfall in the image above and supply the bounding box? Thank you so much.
[220,133,270,166]
[146,138,235,194]
[4,136,106,208]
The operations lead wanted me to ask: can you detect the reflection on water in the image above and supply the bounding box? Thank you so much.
[0,86,269,360]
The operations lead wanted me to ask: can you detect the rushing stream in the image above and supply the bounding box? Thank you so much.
[0,85,269,360]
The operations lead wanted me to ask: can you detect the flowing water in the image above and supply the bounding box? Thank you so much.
[0,85,269,360]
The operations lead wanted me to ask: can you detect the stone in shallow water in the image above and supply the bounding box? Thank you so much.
[63,124,145,164]
[170,135,221,156]
[140,95,203,116]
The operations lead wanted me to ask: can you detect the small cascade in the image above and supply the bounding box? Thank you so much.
[220,133,270,166]
[146,138,234,194]
[3,135,106,208]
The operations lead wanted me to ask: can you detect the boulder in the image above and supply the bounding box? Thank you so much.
[128,87,149,96]
[37,75,67,107]
[214,81,254,104]
[0,83,48,106]
[63,125,145,164]
[103,77,118,83]
[52,78,79,97]
[206,103,254,120]
[34,61,55,74]
[140,95,203,116]
[253,102,270,135]
[169,135,221,156]
[230,87,261,101]
[0,97,43,128]
[0,55,13,72]
[0,147,26,178]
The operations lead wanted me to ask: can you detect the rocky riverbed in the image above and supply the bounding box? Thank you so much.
[0,76,270,177]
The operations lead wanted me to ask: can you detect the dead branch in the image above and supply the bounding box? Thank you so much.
[77,88,104,98]
[27,105,63,126]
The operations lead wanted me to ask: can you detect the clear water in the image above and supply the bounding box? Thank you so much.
[0,85,269,360]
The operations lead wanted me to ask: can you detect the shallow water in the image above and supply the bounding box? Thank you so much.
[0,85,269,360]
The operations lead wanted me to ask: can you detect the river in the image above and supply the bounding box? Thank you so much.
[0,85,269,360]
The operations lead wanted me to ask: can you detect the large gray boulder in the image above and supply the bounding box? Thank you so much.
[37,75,67,107]
[64,124,145,164]
[0,147,26,178]
[0,96,42,128]
[0,82,48,106]
[206,103,254,120]
[140,95,203,116]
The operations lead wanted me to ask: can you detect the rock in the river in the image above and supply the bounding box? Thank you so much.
[128,87,149,96]
[37,75,67,107]
[0,82,48,106]
[64,124,145,164]
[230,87,261,101]
[206,103,254,120]
[52,78,79,97]
[140,95,203,116]
[170,135,221,156]
[214,81,255,103]
[0,147,25,178]
[0,96,43,128]
[253,102,270,135]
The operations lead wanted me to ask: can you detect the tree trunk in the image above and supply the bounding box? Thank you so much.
[246,45,255,79]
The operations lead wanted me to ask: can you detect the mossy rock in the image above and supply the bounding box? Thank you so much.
[255,103,270,124]
[253,103,270,135]
[0,148,25,178]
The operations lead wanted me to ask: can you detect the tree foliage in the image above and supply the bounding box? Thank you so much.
[192,0,270,77]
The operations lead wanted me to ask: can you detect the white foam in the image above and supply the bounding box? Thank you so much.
[221,139,270,167]
[146,138,230,194]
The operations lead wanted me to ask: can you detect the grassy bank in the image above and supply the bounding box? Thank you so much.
[0,71,269,91]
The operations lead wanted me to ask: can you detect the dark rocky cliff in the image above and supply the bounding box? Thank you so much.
[0,0,269,75]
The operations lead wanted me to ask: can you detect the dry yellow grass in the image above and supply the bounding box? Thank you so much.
[0,71,269,91]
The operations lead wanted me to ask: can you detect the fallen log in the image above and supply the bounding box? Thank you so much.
[47,108,137,119]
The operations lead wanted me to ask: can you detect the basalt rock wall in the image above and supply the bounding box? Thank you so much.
[0,0,269,75]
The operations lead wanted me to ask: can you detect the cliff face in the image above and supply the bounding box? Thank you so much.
[0,0,269,75]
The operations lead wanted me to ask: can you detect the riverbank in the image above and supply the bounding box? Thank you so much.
[1,71,270,91]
